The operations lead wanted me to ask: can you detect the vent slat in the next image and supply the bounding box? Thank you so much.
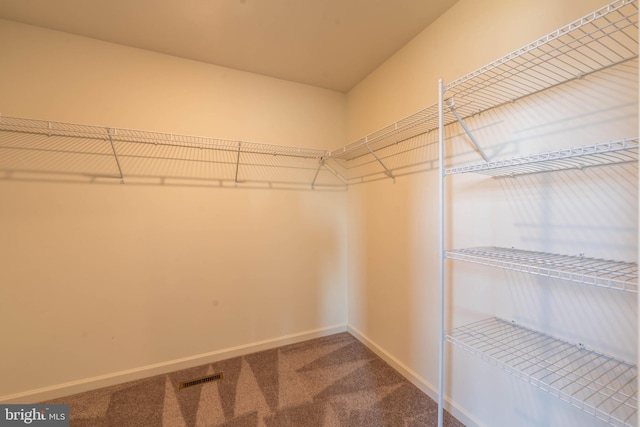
[178,372,224,390]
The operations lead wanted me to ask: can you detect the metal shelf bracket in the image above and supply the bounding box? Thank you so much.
[234,142,241,184]
[446,98,489,162]
[365,143,395,182]
[106,128,125,184]
[311,157,324,189]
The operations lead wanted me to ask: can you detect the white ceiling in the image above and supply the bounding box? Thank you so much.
[0,0,458,92]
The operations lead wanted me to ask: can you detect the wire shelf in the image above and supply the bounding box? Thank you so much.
[0,115,329,159]
[446,247,638,293]
[444,0,638,121]
[445,138,638,176]
[330,103,439,161]
[336,1,638,170]
[447,317,637,426]
[0,115,348,189]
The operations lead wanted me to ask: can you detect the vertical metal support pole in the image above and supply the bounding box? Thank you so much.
[106,128,125,184]
[234,143,241,184]
[437,79,445,427]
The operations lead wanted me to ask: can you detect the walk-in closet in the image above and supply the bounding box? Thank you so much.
[0,0,637,426]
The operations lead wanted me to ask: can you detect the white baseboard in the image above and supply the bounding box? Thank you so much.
[347,324,484,427]
[1,324,347,404]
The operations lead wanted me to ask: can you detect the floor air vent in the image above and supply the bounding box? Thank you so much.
[178,372,224,390]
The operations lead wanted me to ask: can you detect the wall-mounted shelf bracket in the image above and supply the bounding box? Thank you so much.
[446,98,489,162]
[311,157,324,189]
[234,142,241,184]
[106,128,125,184]
[365,143,395,182]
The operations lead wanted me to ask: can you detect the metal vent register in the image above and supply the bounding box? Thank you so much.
[178,372,224,390]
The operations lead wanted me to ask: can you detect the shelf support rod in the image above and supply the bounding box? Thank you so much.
[106,128,125,184]
[234,142,241,184]
[311,157,324,189]
[446,98,489,162]
[437,79,445,427]
[365,143,395,181]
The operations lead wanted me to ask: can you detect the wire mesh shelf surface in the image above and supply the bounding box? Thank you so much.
[445,138,639,176]
[446,247,638,293]
[0,115,348,189]
[447,317,637,426]
[0,115,329,158]
[330,103,440,162]
[337,0,640,174]
[444,0,638,123]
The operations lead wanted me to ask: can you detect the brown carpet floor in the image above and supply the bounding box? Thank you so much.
[43,332,464,426]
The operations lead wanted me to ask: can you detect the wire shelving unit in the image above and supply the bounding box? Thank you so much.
[0,96,445,188]
[446,247,638,293]
[0,115,347,190]
[447,317,637,427]
[0,98,445,187]
[437,1,639,426]
[0,115,329,158]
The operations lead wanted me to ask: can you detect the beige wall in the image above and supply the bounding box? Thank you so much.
[0,19,348,401]
[345,1,637,426]
[0,20,345,148]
